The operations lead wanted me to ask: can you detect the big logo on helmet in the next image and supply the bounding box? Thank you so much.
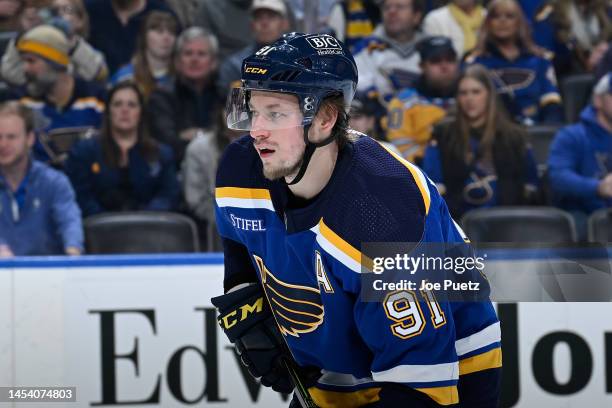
[306,35,341,50]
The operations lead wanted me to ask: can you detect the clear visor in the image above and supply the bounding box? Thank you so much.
[226,87,310,131]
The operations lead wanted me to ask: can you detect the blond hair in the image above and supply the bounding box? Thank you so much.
[0,102,34,133]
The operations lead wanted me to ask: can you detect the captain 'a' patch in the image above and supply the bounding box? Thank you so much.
[253,255,324,337]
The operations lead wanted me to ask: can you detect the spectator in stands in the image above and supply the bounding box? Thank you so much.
[327,0,381,51]
[0,0,24,33]
[0,101,83,256]
[0,0,23,59]
[110,10,178,98]
[422,0,486,57]
[12,24,105,164]
[19,1,41,31]
[182,126,219,248]
[54,0,107,82]
[465,0,564,126]
[386,36,459,164]
[353,0,425,103]
[548,72,612,238]
[532,0,611,79]
[65,81,179,217]
[148,27,219,166]
[350,92,379,136]
[1,1,108,88]
[182,110,243,251]
[85,0,174,75]
[195,0,253,61]
[216,0,289,103]
[350,92,401,155]
[422,64,539,218]
[51,0,89,38]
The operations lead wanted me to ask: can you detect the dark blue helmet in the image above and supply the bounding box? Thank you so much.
[226,32,358,131]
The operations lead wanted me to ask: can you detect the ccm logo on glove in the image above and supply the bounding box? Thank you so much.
[218,296,264,329]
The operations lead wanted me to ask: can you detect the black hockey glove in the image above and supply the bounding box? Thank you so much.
[211,284,295,393]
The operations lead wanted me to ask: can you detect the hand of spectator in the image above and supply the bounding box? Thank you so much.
[597,173,612,198]
[0,244,14,258]
[65,246,82,256]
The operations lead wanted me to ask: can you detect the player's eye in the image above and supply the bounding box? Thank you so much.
[267,112,287,121]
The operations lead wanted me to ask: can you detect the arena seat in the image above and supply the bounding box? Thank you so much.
[40,127,97,166]
[588,208,612,243]
[525,124,561,176]
[84,211,200,254]
[561,73,595,123]
[461,206,577,243]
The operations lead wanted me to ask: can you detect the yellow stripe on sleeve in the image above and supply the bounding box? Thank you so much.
[308,386,381,408]
[319,219,374,270]
[215,187,271,200]
[459,347,502,376]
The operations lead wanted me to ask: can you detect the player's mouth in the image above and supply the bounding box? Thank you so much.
[258,147,276,158]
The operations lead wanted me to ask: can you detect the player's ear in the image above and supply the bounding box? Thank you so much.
[315,103,338,133]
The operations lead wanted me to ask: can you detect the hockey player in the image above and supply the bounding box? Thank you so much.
[212,32,502,407]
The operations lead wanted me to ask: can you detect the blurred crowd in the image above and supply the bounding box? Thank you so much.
[0,0,610,256]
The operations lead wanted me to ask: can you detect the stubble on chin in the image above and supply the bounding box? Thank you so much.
[261,158,303,181]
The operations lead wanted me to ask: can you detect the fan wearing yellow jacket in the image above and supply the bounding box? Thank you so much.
[386,36,459,164]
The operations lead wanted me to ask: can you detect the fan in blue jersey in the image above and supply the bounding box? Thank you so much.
[464,0,564,126]
[212,32,502,407]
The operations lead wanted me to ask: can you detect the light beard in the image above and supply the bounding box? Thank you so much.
[262,155,303,181]
[25,70,58,98]
[26,80,51,98]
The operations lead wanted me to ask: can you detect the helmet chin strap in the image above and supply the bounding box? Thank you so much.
[285,124,337,186]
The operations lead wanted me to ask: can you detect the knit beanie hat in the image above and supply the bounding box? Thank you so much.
[17,25,71,68]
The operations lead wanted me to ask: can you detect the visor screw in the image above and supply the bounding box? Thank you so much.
[304,97,315,111]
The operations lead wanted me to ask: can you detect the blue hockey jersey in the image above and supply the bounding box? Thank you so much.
[465,43,563,125]
[215,134,501,407]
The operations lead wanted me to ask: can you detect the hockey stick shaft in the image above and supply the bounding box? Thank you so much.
[282,357,319,408]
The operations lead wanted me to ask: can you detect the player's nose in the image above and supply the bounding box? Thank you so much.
[250,127,271,141]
